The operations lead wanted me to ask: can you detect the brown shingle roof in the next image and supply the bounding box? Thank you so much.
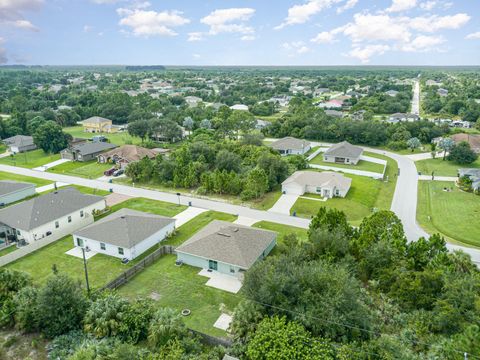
[98,145,158,162]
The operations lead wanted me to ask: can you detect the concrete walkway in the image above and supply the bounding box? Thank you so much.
[33,158,71,172]
[35,182,70,193]
[268,194,299,215]
[309,163,384,179]
[173,207,208,227]
[234,216,259,226]
[418,175,457,182]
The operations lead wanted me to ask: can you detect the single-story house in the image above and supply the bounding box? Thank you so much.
[79,116,116,133]
[2,135,37,153]
[176,220,276,278]
[185,96,203,107]
[97,145,158,168]
[388,113,407,123]
[230,104,249,111]
[281,171,352,198]
[323,141,363,165]
[385,90,399,97]
[255,119,269,129]
[458,169,480,191]
[269,137,311,156]
[73,208,175,260]
[317,99,343,109]
[0,187,106,245]
[325,110,344,118]
[0,181,36,206]
[61,142,117,162]
[450,120,472,129]
[437,88,449,97]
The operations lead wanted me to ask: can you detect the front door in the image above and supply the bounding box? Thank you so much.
[76,238,84,247]
[323,189,330,198]
[208,260,218,271]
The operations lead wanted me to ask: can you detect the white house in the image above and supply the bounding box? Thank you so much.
[269,137,311,156]
[73,208,175,260]
[230,104,249,111]
[323,141,363,165]
[176,220,276,278]
[282,171,352,198]
[0,181,36,206]
[0,187,106,245]
[2,135,37,153]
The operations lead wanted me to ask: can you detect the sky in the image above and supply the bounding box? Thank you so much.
[0,0,479,66]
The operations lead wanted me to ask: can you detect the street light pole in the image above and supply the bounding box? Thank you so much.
[81,247,91,296]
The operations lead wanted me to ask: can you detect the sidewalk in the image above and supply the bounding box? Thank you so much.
[33,158,71,172]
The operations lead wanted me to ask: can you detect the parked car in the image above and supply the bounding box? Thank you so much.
[104,167,116,176]
[113,169,124,177]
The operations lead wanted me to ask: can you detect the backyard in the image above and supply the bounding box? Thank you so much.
[48,160,112,179]
[416,157,480,177]
[417,181,480,248]
[310,152,385,174]
[64,126,141,146]
[0,150,60,169]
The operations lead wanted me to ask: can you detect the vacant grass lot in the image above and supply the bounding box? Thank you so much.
[108,197,187,218]
[118,254,240,337]
[417,181,480,247]
[310,153,385,173]
[416,157,480,177]
[64,126,141,146]
[0,170,52,186]
[0,150,60,169]
[48,160,112,179]
[249,189,282,211]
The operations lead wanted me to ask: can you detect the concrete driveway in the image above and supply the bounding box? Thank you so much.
[234,216,259,226]
[174,207,207,227]
[33,158,71,172]
[418,175,457,182]
[268,194,299,215]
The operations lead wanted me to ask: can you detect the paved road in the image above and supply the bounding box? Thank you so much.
[0,164,310,230]
[411,79,420,115]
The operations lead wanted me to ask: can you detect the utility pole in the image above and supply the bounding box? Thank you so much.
[81,247,91,296]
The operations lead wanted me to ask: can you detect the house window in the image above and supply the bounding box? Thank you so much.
[16,230,21,236]
[208,260,218,271]
[100,243,106,250]
[68,216,72,223]
[118,247,124,255]
[335,189,340,196]
[80,210,84,218]
[76,237,84,247]
[316,187,322,193]
[230,266,235,273]
[346,158,350,163]
[55,221,59,229]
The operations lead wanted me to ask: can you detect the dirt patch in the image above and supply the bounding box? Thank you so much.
[0,330,48,360]
[105,193,133,207]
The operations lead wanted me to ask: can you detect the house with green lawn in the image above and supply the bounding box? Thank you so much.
[175,220,276,279]
[323,141,363,165]
[282,170,351,198]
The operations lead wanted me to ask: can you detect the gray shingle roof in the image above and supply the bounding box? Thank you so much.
[3,135,35,148]
[282,171,352,192]
[70,142,117,156]
[81,116,112,124]
[74,208,175,249]
[324,141,363,159]
[0,187,105,231]
[176,220,276,269]
[0,181,35,197]
[269,137,311,151]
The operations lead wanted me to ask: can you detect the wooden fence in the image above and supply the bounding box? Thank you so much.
[101,245,175,291]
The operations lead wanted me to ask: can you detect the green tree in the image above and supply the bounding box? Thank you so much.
[447,141,478,164]
[241,167,269,200]
[148,308,186,349]
[0,268,31,327]
[13,286,39,332]
[407,137,421,152]
[128,119,150,143]
[84,293,130,338]
[37,274,88,338]
[246,316,333,360]
[438,137,455,160]
[33,120,71,153]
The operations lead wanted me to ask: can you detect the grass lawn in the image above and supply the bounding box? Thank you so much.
[64,126,141,146]
[310,153,385,174]
[304,146,320,157]
[0,245,18,257]
[6,235,132,289]
[0,150,60,169]
[109,197,187,218]
[365,152,398,210]
[417,181,480,248]
[249,189,282,211]
[118,254,240,337]
[0,170,52,186]
[416,157,480,177]
[48,160,112,179]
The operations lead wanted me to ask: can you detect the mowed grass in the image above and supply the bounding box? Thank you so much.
[0,149,60,169]
[48,160,112,179]
[417,181,480,247]
[310,152,385,174]
[416,157,480,177]
[0,170,52,186]
[249,189,282,211]
[109,197,187,218]
[118,254,240,337]
[64,126,141,146]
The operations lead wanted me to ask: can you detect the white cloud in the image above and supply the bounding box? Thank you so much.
[282,41,311,55]
[311,31,336,43]
[0,0,43,31]
[187,32,204,41]
[276,0,342,29]
[342,13,411,43]
[400,34,445,51]
[408,13,470,32]
[83,25,93,33]
[118,9,190,37]
[386,0,417,13]
[348,44,390,63]
[466,32,480,40]
[193,53,201,59]
[420,1,437,11]
[241,35,255,41]
[201,8,255,35]
[337,0,358,14]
